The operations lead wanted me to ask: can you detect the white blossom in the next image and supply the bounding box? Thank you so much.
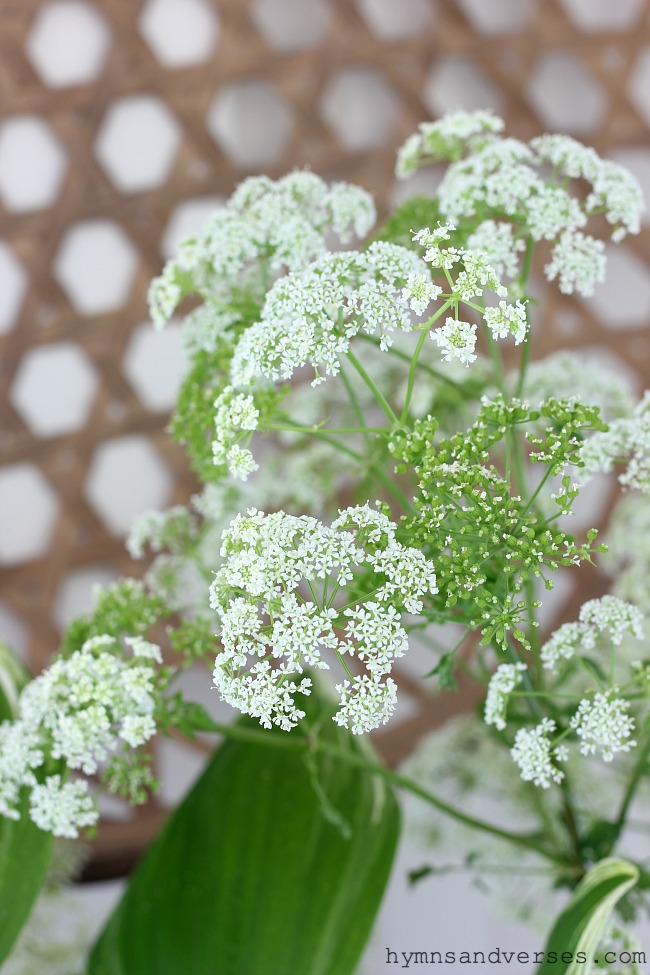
[544,231,606,296]
[230,242,429,387]
[210,505,437,733]
[431,318,477,366]
[467,220,525,279]
[395,110,505,178]
[483,300,528,345]
[579,595,644,645]
[401,272,441,315]
[570,693,636,762]
[29,776,97,840]
[540,621,595,671]
[511,718,564,788]
[334,675,398,734]
[580,391,650,491]
[484,662,527,730]
[0,636,160,836]
[212,386,260,480]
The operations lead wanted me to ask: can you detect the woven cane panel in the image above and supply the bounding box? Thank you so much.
[1,0,650,869]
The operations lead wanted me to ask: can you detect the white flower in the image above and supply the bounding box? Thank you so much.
[511,718,564,788]
[29,776,98,839]
[544,231,606,296]
[212,386,260,480]
[484,662,527,730]
[570,693,636,762]
[579,595,644,645]
[0,636,160,835]
[467,220,525,279]
[395,110,505,178]
[230,242,429,387]
[334,675,398,734]
[525,185,587,241]
[210,505,437,733]
[483,300,528,345]
[580,391,650,492]
[431,318,477,366]
[540,621,595,671]
[401,272,441,315]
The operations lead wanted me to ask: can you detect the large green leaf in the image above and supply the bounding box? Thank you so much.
[537,857,639,974]
[0,642,54,965]
[89,689,400,975]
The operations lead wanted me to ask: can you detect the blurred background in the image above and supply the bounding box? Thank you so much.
[1,0,650,969]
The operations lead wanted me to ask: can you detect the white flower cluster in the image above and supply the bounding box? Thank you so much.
[148,171,376,330]
[484,662,527,730]
[520,351,634,422]
[431,318,477,366]
[570,692,636,762]
[466,220,525,280]
[209,505,438,734]
[540,596,644,671]
[511,718,566,789]
[580,390,650,492]
[0,635,160,837]
[412,224,528,355]
[127,504,198,559]
[230,242,436,387]
[604,494,650,610]
[395,109,505,178]
[397,113,644,295]
[212,386,260,480]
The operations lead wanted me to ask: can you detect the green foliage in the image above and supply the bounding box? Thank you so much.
[392,397,606,648]
[371,195,443,250]
[63,580,164,654]
[0,648,53,966]
[537,858,639,974]
[170,346,232,482]
[88,687,400,975]
[167,616,216,663]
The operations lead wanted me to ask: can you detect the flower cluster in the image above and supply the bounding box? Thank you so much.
[511,718,567,789]
[230,242,435,387]
[579,390,650,493]
[209,504,437,733]
[396,110,644,295]
[0,635,160,837]
[411,224,528,357]
[484,662,527,730]
[148,171,376,330]
[570,693,636,763]
[519,351,634,422]
[540,596,644,672]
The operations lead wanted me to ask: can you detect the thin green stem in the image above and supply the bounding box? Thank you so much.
[314,742,569,866]
[339,363,372,450]
[346,349,400,425]
[615,730,650,831]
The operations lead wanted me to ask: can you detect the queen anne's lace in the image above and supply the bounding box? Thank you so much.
[148,171,376,330]
[511,718,565,788]
[396,112,644,295]
[230,242,433,387]
[0,635,160,837]
[209,505,437,733]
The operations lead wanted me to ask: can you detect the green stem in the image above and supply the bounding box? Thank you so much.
[314,742,569,866]
[339,363,372,450]
[615,730,650,831]
[356,335,466,392]
[346,349,400,425]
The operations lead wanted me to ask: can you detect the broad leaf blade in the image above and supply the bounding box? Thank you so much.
[538,857,639,974]
[89,691,400,975]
